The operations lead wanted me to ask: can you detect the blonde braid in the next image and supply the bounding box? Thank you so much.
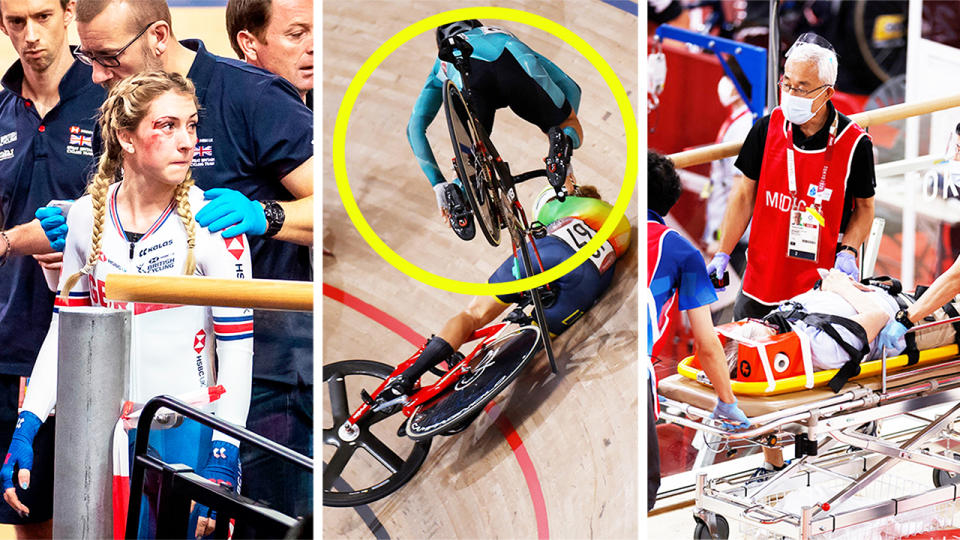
[174,173,197,275]
[59,150,120,301]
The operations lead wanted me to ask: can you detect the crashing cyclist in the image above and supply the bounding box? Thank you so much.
[382,173,630,398]
[407,19,584,240]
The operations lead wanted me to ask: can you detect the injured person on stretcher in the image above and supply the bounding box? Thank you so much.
[710,267,960,481]
[724,268,905,383]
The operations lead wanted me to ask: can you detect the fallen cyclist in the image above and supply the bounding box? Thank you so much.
[382,176,630,402]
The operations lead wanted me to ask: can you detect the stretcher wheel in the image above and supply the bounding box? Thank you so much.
[933,468,960,488]
[323,360,432,507]
[693,515,729,539]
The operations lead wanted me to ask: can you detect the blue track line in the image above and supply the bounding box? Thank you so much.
[599,0,638,16]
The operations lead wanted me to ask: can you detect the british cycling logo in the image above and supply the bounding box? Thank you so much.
[66,125,93,157]
[192,138,215,167]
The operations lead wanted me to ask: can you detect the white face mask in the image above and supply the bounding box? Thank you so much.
[781,87,828,125]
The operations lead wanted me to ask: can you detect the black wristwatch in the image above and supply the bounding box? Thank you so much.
[895,308,914,329]
[837,245,858,257]
[261,200,285,238]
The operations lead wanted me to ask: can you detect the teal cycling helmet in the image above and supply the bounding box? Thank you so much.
[436,20,482,48]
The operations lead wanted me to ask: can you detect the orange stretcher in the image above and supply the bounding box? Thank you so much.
[677,320,960,396]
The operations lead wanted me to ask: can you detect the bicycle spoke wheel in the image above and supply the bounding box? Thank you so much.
[406,326,541,441]
[323,360,431,507]
[443,80,501,246]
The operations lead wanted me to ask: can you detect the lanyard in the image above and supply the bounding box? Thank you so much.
[786,113,839,204]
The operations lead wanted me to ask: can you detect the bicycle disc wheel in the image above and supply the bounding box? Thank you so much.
[323,360,432,507]
[443,80,501,246]
[406,326,541,440]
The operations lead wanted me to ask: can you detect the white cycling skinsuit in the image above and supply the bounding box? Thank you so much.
[23,183,253,445]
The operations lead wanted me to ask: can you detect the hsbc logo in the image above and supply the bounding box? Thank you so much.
[194,329,206,354]
[224,236,245,260]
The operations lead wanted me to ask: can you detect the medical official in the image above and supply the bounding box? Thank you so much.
[707,33,876,320]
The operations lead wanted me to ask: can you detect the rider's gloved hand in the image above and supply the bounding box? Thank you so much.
[706,252,730,291]
[878,318,908,352]
[195,188,266,238]
[191,440,240,538]
[833,251,859,279]
[35,207,68,251]
[1,411,42,517]
[711,399,751,431]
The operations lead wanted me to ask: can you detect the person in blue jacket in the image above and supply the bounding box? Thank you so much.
[407,20,583,239]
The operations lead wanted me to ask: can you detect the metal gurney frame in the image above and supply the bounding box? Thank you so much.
[659,350,960,539]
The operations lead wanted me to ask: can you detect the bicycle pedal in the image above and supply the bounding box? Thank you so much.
[360,389,376,406]
[530,221,547,239]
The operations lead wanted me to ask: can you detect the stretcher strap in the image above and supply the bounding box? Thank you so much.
[765,307,869,392]
[796,324,815,389]
[894,293,922,365]
[861,275,902,296]
[795,313,871,392]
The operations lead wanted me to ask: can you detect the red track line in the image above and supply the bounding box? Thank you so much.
[323,282,550,538]
[485,400,549,539]
[322,283,423,347]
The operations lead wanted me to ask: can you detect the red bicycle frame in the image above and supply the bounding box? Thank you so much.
[342,321,511,430]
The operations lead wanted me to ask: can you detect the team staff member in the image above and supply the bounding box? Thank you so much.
[226,0,312,108]
[50,0,313,521]
[0,0,105,534]
[225,0,313,520]
[647,150,749,510]
[707,33,876,320]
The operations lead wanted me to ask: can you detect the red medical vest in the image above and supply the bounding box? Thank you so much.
[743,107,867,304]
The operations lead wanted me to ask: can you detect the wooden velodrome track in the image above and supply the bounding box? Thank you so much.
[322,1,638,538]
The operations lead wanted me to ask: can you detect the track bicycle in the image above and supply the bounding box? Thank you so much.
[323,303,544,507]
[439,33,568,371]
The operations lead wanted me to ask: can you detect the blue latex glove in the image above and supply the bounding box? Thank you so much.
[192,441,240,538]
[1,411,42,516]
[35,207,68,251]
[705,252,730,291]
[711,399,751,431]
[878,318,908,352]
[833,250,859,279]
[195,188,266,238]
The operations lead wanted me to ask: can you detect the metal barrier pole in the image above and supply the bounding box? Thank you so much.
[53,307,130,539]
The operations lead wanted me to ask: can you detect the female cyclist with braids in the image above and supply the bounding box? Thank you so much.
[0,71,253,539]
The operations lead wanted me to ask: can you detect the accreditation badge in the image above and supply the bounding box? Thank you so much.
[787,205,820,261]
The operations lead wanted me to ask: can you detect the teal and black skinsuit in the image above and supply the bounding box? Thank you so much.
[406,26,582,187]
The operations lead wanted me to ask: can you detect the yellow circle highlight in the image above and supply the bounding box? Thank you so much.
[333,7,637,296]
